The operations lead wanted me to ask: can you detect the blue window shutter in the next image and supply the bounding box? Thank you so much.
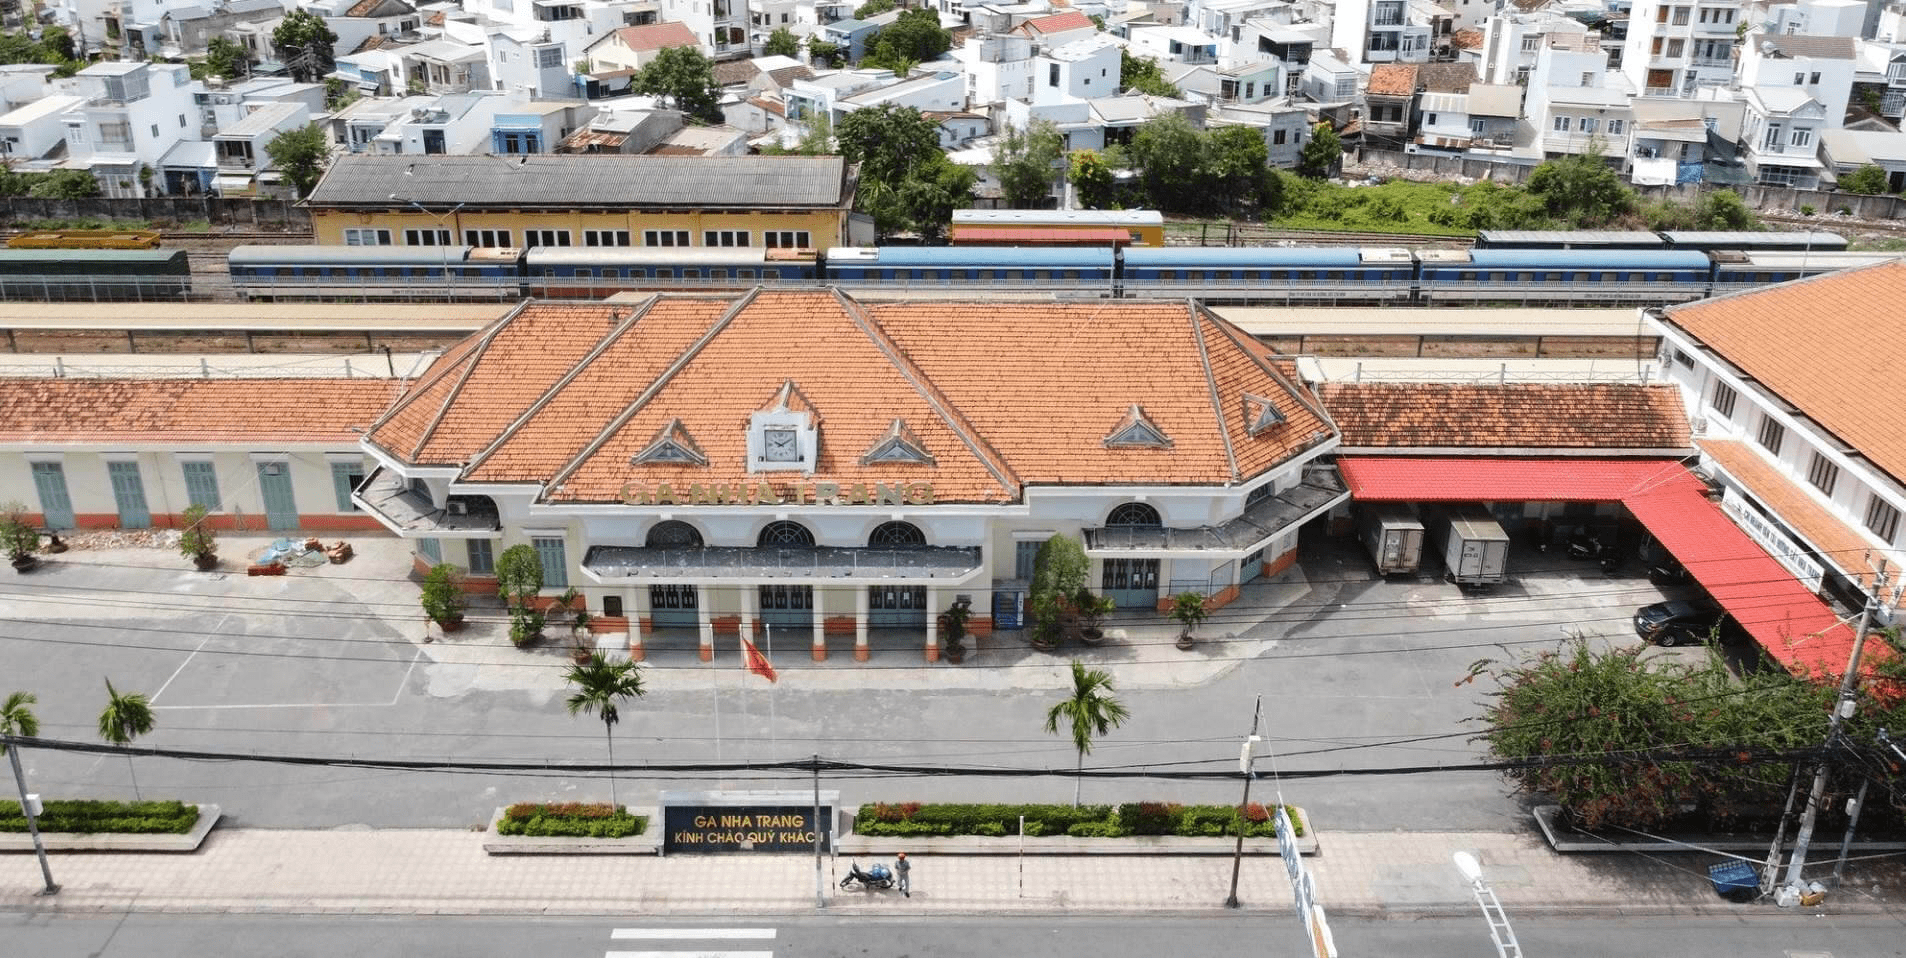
[181,461,221,510]
[533,536,568,588]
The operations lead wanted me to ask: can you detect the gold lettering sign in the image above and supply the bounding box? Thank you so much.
[619,482,934,506]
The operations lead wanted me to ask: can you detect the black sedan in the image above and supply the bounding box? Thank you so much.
[1634,598,1743,647]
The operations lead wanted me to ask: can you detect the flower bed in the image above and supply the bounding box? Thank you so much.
[853,801,1303,839]
[495,802,647,839]
[0,799,199,835]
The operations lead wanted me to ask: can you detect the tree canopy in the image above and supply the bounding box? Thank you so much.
[265,124,330,199]
[0,27,82,77]
[836,105,964,238]
[1296,122,1341,180]
[862,8,950,72]
[992,119,1064,208]
[272,9,338,84]
[1069,149,1118,209]
[633,45,724,124]
[763,27,801,58]
[1123,114,1278,216]
[854,0,895,16]
[202,36,251,81]
[1839,164,1891,195]
[1120,50,1180,97]
[1524,146,1635,227]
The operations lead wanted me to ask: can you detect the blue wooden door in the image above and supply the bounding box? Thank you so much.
[868,585,927,628]
[649,585,698,629]
[30,462,74,529]
[256,461,299,531]
[758,585,812,629]
[1101,558,1159,609]
[106,461,150,529]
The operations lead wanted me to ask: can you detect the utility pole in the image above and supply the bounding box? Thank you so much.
[1225,694,1262,909]
[813,753,825,909]
[1781,560,1890,901]
[4,736,57,895]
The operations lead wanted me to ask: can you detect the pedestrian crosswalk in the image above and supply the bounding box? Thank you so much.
[605,926,776,958]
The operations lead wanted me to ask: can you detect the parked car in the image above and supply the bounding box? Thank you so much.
[1634,598,1741,646]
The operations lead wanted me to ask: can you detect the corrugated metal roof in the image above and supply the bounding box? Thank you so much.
[308,153,849,208]
[1124,247,1367,266]
[1466,249,1712,268]
[865,246,1116,268]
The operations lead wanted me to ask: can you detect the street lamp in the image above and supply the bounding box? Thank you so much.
[1454,852,1521,958]
[390,194,466,299]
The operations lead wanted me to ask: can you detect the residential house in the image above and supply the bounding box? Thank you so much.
[156,139,216,194]
[1408,62,1480,152]
[1766,0,1866,38]
[1331,0,1433,66]
[152,0,285,60]
[1235,23,1311,97]
[1128,24,1220,64]
[1200,0,1291,55]
[951,33,1037,105]
[785,69,962,129]
[557,107,685,152]
[212,101,311,197]
[1208,99,1311,166]
[491,27,576,99]
[660,0,751,58]
[1301,49,1359,102]
[1626,95,1741,183]
[1477,10,1598,86]
[1014,9,1099,48]
[1363,63,1418,149]
[1461,82,1522,155]
[1738,32,1857,127]
[1739,85,1829,186]
[1526,44,1635,160]
[1820,127,1906,189]
[307,0,423,59]
[1211,60,1282,104]
[646,123,748,154]
[1090,93,1203,147]
[926,109,990,148]
[329,94,432,151]
[1619,0,1741,98]
[0,94,84,164]
[583,21,700,73]
[1033,34,1123,104]
[491,100,597,153]
[55,61,201,198]
[368,91,515,154]
[403,39,493,94]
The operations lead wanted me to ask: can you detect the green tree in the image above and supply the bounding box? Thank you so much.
[633,45,724,124]
[855,0,895,15]
[265,124,330,199]
[27,169,99,198]
[1029,533,1090,647]
[494,544,547,647]
[0,28,80,74]
[1069,149,1117,209]
[1129,111,1208,212]
[837,104,970,238]
[204,36,251,80]
[419,562,468,629]
[1169,591,1209,643]
[1044,660,1131,806]
[272,9,338,84]
[863,8,950,71]
[37,26,75,62]
[1120,49,1180,97]
[1206,124,1279,214]
[1524,146,1635,227]
[563,654,647,807]
[98,678,155,801]
[894,155,973,242]
[1694,188,1758,230]
[1839,164,1890,194]
[763,26,801,58]
[1297,122,1342,180]
[808,39,844,68]
[992,118,1064,208]
[1,690,37,756]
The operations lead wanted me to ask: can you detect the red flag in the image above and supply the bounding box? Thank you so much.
[742,636,778,683]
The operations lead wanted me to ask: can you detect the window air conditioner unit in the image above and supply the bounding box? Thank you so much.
[447,500,469,516]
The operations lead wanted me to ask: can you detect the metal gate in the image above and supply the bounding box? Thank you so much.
[30,462,74,529]
[256,461,298,531]
[758,584,813,629]
[1101,558,1160,609]
[106,461,150,529]
[1240,548,1265,584]
[868,585,927,627]
[649,584,698,629]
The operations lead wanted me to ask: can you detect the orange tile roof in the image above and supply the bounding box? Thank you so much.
[1366,64,1418,97]
[371,292,1336,504]
[1318,383,1692,451]
[0,378,397,445]
[1699,437,1885,589]
[1661,260,1906,485]
[1021,10,1094,34]
[611,21,698,52]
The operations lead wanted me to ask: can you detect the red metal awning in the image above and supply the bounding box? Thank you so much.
[1338,456,1872,679]
[948,226,1131,246]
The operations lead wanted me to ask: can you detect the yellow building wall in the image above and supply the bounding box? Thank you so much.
[312,209,849,249]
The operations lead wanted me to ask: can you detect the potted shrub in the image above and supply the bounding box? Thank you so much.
[939,598,972,664]
[420,562,468,633]
[559,587,594,663]
[1170,591,1208,650]
[1,502,39,573]
[179,504,219,571]
[494,544,547,648]
[1073,588,1114,645]
[1029,534,1089,651]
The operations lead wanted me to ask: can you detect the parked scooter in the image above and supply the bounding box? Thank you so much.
[839,861,895,891]
[1566,532,1609,561]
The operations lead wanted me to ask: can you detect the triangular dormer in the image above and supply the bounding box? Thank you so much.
[1103,404,1172,449]
[757,379,819,421]
[631,418,708,466]
[1242,393,1286,436]
[861,418,936,466]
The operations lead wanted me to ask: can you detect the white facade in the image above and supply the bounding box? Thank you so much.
[55,62,202,197]
[951,33,1037,105]
[1031,34,1121,104]
[1620,0,1743,98]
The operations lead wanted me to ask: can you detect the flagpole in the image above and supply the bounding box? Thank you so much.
[767,622,778,753]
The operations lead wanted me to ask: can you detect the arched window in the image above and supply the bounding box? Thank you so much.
[757,520,815,547]
[868,520,926,547]
[1105,502,1162,527]
[645,520,703,548]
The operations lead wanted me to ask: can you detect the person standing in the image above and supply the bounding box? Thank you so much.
[894,851,910,897]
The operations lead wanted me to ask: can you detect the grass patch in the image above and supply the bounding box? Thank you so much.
[1850,236,1906,252]
[496,802,647,838]
[14,218,155,232]
[0,798,199,834]
[853,802,1304,839]
[175,219,213,233]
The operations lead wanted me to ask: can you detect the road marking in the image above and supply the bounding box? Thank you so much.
[149,613,228,705]
[607,952,774,958]
[152,648,424,711]
[610,929,776,940]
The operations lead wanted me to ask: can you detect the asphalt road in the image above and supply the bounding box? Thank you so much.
[0,533,1707,832]
[3,913,1903,958]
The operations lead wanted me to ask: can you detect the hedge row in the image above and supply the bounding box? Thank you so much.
[853,802,1304,839]
[0,799,199,835]
[497,802,648,838]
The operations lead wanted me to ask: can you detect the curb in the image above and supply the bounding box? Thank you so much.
[1534,806,1906,855]
[0,804,220,853]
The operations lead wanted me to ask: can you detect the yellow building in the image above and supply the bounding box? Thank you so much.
[305,154,866,251]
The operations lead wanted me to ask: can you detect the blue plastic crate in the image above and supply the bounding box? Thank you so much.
[1709,861,1759,902]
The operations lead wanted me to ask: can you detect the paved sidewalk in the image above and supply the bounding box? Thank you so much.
[5,828,1902,918]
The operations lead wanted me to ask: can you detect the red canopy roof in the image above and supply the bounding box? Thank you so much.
[948,226,1131,246]
[1338,457,1871,679]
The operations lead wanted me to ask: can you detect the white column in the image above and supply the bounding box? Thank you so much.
[854,586,870,662]
[811,586,827,661]
[924,585,939,663]
[626,585,645,661]
[696,584,714,663]
[740,583,756,645]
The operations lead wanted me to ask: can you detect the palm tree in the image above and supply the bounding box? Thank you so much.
[563,654,646,807]
[98,679,155,800]
[1,690,37,755]
[1044,660,1131,806]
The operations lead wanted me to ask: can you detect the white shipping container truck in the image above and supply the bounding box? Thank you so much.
[1358,503,1426,575]
[1432,505,1511,585]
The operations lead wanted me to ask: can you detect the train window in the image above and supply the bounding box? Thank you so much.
[1297,271,1314,281]
[1159,270,1177,281]
[682,269,699,280]
[576,269,592,280]
[709,269,728,280]
[738,269,755,279]
[763,269,779,279]
[656,268,673,278]
[1006,270,1023,281]
[1063,270,1078,280]
[301,267,319,277]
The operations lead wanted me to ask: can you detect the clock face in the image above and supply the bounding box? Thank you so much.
[764,428,799,461]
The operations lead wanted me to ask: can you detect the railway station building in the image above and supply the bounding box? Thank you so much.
[304,154,870,253]
[352,289,1347,661]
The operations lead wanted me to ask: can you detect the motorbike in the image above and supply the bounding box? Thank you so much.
[1566,532,1609,561]
[839,861,894,891]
